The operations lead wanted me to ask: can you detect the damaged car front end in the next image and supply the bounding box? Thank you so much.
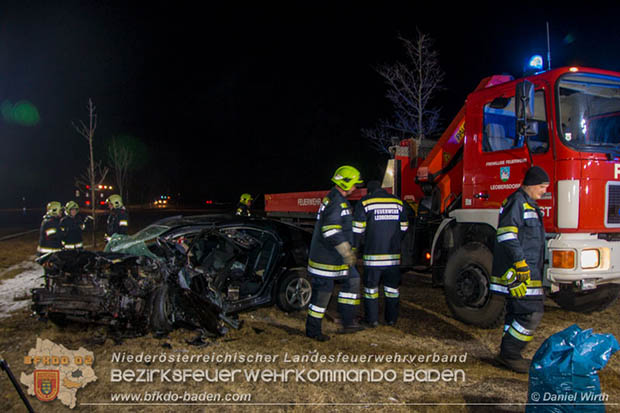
[31,215,312,337]
[32,247,229,337]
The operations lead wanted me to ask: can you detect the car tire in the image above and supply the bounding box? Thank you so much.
[150,285,174,334]
[276,270,312,312]
[550,284,620,313]
[444,242,505,329]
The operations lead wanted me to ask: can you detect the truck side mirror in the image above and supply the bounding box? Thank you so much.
[515,80,538,137]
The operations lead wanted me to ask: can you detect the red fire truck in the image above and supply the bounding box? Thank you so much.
[75,183,115,208]
[265,66,620,328]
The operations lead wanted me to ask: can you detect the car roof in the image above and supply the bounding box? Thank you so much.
[152,213,308,234]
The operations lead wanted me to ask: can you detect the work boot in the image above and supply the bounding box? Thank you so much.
[361,319,379,328]
[337,321,366,334]
[306,332,330,342]
[496,353,531,374]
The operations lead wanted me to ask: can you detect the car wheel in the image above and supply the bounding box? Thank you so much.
[276,270,312,312]
[444,242,505,329]
[150,285,175,334]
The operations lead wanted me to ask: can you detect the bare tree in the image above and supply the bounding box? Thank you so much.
[362,30,444,156]
[108,137,134,204]
[73,99,109,248]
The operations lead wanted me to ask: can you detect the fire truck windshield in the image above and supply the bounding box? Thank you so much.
[557,72,620,154]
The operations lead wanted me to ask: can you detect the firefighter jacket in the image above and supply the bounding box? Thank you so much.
[235,203,251,217]
[352,188,409,267]
[106,207,129,239]
[37,215,63,254]
[490,188,546,306]
[307,187,354,279]
[60,215,85,249]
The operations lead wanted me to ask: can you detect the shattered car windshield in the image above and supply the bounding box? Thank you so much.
[131,224,172,242]
[557,72,620,153]
[104,224,171,256]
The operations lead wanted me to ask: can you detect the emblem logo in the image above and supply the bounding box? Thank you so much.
[22,338,97,409]
[500,166,510,182]
[34,370,60,402]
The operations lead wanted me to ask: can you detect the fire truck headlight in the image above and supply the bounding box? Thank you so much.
[552,250,575,269]
[581,249,600,269]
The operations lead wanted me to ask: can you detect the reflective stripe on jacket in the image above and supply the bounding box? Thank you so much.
[106,207,130,238]
[352,188,408,267]
[307,187,353,279]
[60,215,85,247]
[490,188,546,302]
[38,215,63,252]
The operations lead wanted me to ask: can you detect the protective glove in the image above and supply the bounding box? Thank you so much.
[334,241,356,267]
[514,260,531,283]
[509,282,527,298]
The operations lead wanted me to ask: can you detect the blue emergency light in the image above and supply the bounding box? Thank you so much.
[528,55,544,70]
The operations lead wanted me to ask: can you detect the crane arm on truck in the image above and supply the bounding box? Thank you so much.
[414,75,514,214]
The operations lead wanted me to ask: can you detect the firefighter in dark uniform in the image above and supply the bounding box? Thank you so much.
[353,180,409,327]
[305,165,365,341]
[490,166,550,373]
[105,194,129,242]
[37,201,63,255]
[60,201,87,249]
[235,193,253,217]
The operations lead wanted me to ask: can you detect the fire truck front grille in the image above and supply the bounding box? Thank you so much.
[607,183,620,226]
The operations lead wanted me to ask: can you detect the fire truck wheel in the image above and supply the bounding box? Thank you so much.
[550,284,620,313]
[150,285,174,334]
[276,270,312,312]
[443,242,505,328]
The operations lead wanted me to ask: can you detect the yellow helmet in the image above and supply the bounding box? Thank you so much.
[65,200,79,213]
[331,165,363,191]
[239,193,253,205]
[107,194,123,208]
[46,201,62,217]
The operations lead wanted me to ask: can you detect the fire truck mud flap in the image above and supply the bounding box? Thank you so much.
[443,242,505,328]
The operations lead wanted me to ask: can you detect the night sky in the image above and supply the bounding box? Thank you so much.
[2,2,620,208]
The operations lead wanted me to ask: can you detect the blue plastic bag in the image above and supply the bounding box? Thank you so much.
[526,324,619,413]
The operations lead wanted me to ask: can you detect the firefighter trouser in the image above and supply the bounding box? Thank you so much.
[305,266,361,337]
[362,266,400,324]
[500,310,544,359]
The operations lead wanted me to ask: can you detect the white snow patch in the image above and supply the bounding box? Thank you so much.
[0,260,44,318]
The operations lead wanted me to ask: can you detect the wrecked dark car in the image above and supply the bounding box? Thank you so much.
[31,215,313,337]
